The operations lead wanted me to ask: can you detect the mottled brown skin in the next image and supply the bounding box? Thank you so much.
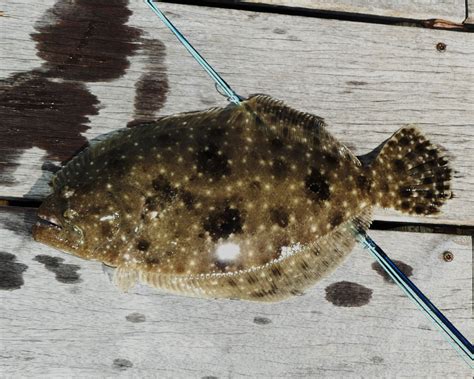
[33,95,452,301]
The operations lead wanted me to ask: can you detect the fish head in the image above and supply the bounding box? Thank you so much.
[33,184,123,258]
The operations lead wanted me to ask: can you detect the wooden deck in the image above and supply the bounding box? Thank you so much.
[0,0,472,377]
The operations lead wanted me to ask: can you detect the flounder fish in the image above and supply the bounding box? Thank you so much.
[33,95,452,301]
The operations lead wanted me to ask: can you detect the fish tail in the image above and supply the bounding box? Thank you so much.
[369,126,452,215]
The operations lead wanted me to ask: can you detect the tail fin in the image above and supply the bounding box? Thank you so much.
[369,126,452,215]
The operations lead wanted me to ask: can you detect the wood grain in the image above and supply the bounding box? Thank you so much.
[466,0,474,24]
[232,0,467,22]
[0,0,473,228]
[0,205,471,377]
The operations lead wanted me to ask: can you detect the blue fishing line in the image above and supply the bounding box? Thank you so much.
[145,0,473,366]
[357,231,473,367]
[145,0,242,105]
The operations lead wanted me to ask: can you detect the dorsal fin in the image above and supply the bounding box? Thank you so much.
[242,94,360,166]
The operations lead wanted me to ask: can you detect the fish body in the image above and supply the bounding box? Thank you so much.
[33,95,452,301]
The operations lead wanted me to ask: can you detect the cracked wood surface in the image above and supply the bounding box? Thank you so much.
[232,0,467,23]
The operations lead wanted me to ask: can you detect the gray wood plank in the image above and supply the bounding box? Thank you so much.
[0,1,473,226]
[466,0,474,24]
[0,206,471,377]
[233,0,466,23]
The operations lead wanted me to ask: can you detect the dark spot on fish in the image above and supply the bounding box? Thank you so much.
[399,136,410,146]
[154,132,177,146]
[125,312,146,323]
[415,141,430,153]
[0,252,28,291]
[152,175,177,201]
[145,256,161,266]
[323,153,340,168]
[356,174,371,192]
[387,140,397,149]
[425,190,435,199]
[401,201,410,210]
[178,190,194,211]
[137,239,150,251]
[31,0,142,82]
[423,177,434,185]
[271,158,287,178]
[414,205,424,214]
[305,169,330,201]
[0,72,99,178]
[253,316,272,325]
[399,187,412,198]
[201,376,219,379]
[112,358,133,371]
[203,206,243,241]
[269,207,289,228]
[393,159,405,173]
[214,260,228,272]
[131,38,168,123]
[207,125,227,139]
[330,212,343,227]
[33,255,81,284]
[196,143,230,179]
[325,281,372,307]
[269,137,285,151]
[372,260,413,283]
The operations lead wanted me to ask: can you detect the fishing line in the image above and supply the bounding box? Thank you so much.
[145,0,473,366]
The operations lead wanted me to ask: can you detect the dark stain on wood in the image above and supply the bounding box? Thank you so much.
[31,0,142,82]
[112,358,133,371]
[253,316,272,325]
[129,38,169,125]
[0,252,28,291]
[0,71,99,179]
[33,254,82,284]
[371,260,413,283]
[346,80,368,86]
[125,312,146,323]
[325,281,373,307]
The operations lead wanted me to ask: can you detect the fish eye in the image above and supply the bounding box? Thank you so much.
[63,209,79,220]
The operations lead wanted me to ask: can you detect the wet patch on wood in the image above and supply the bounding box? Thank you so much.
[325,281,373,307]
[33,255,82,284]
[371,260,413,283]
[0,252,28,291]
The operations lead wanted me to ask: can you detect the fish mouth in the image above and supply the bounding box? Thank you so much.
[35,214,63,231]
[33,212,64,243]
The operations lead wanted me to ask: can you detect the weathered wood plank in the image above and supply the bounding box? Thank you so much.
[1,1,473,226]
[232,0,467,22]
[466,0,474,24]
[0,206,471,377]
